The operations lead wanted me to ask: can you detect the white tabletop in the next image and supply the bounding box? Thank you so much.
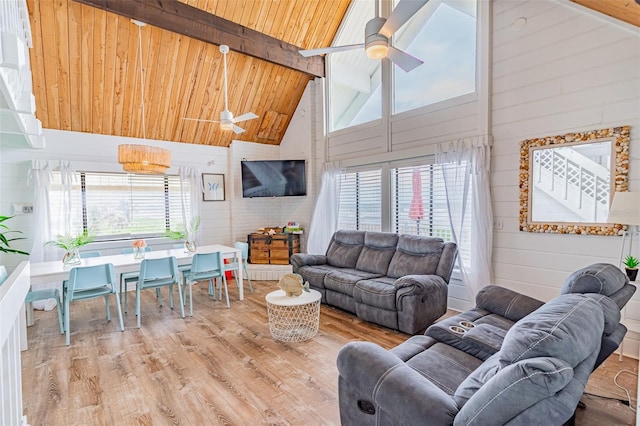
[265,289,321,306]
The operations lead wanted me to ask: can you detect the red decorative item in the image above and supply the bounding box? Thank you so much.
[408,167,424,235]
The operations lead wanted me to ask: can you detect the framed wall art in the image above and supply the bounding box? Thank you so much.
[202,173,225,201]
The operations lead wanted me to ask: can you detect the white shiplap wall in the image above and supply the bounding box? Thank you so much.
[491,0,640,356]
[229,80,320,251]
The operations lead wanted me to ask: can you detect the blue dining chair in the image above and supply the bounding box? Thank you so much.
[135,256,184,328]
[64,263,124,345]
[182,252,228,316]
[120,246,152,313]
[224,242,254,294]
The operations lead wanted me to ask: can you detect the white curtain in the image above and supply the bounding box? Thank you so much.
[179,166,203,244]
[307,162,342,255]
[27,160,67,309]
[436,136,493,299]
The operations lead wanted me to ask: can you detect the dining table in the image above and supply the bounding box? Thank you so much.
[27,244,244,326]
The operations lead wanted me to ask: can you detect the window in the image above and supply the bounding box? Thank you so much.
[328,1,381,131]
[337,169,382,231]
[327,0,478,129]
[393,0,477,114]
[391,163,471,265]
[337,161,472,267]
[49,171,190,240]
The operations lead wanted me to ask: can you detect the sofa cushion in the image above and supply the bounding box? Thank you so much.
[406,342,484,396]
[499,294,604,366]
[353,276,397,310]
[326,231,365,268]
[324,269,383,296]
[355,232,398,275]
[561,263,628,296]
[387,235,444,279]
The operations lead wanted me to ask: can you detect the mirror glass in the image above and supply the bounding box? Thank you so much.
[530,140,612,223]
[519,126,630,235]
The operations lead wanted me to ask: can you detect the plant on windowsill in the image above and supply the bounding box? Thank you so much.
[0,215,29,255]
[165,216,200,253]
[623,255,639,282]
[46,231,94,266]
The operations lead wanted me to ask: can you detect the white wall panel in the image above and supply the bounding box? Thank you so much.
[491,2,639,357]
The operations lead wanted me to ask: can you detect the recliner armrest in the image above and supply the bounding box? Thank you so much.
[461,323,507,355]
[289,253,327,271]
[475,285,544,322]
[337,341,458,425]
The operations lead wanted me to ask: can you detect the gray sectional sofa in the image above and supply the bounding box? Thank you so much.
[290,230,458,334]
[337,263,636,425]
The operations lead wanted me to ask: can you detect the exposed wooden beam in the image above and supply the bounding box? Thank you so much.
[72,0,325,78]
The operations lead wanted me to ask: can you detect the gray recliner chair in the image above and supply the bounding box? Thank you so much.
[337,263,636,425]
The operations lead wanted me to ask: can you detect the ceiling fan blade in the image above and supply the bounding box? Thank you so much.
[234,112,259,123]
[379,0,429,37]
[232,125,246,134]
[299,43,364,57]
[181,117,220,123]
[387,46,423,72]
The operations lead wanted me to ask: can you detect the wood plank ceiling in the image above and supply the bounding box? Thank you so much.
[26,0,639,149]
[26,0,350,147]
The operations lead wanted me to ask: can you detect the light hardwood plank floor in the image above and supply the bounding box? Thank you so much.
[21,280,637,425]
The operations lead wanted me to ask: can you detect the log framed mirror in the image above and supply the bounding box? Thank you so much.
[519,126,630,235]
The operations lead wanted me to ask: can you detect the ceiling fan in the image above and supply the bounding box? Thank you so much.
[299,0,428,72]
[182,45,258,134]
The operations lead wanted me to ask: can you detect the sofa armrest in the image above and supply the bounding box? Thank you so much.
[290,253,327,271]
[337,341,458,425]
[475,285,544,322]
[394,275,447,308]
[394,274,447,292]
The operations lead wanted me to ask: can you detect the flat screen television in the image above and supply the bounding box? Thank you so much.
[241,160,307,198]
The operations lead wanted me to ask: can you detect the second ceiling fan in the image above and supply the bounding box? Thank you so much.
[299,0,429,72]
[183,45,258,134]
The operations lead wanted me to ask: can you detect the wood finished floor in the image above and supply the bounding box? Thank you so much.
[21,280,638,425]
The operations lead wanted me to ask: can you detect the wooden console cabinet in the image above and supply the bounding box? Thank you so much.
[248,233,301,265]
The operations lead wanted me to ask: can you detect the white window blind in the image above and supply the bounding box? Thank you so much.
[338,169,382,231]
[50,171,190,240]
[391,163,472,267]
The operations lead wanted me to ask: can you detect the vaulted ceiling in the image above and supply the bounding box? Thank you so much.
[26,0,350,147]
[26,0,639,149]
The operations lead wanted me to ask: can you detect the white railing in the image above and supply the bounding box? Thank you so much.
[0,261,29,426]
[533,147,609,222]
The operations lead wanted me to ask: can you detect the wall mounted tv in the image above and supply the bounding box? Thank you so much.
[241,160,307,198]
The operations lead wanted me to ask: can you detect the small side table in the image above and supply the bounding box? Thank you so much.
[266,289,322,342]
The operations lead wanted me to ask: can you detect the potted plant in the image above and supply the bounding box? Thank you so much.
[46,231,94,266]
[623,255,639,282]
[0,215,29,255]
[166,216,200,252]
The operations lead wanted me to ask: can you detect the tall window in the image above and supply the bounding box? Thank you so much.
[391,163,471,264]
[49,171,190,240]
[337,169,382,231]
[393,0,477,114]
[337,161,472,265]
[327,0,477,129]
[328,1,381,131]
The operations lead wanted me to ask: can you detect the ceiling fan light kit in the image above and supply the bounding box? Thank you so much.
[365,17,388,59]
